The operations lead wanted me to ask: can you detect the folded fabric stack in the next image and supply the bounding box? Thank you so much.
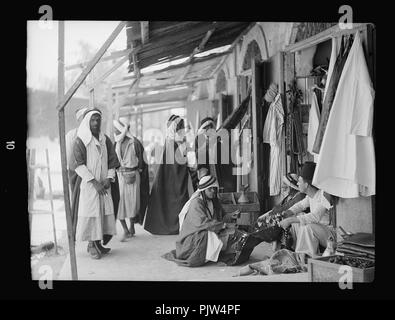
[336,232,375,261]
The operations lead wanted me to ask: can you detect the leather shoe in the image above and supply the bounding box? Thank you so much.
[95,241,111,255]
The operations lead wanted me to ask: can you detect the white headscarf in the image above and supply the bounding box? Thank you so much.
[197,118,215,135]
[178,175,219,231]
[166,116,184,142]
[76,107,88,122]
[77,109,102,146]
[113,118,135,143]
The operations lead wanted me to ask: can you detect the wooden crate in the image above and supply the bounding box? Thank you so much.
[308,255,375,283]
[218,191,260,213]
[218,192,260,231]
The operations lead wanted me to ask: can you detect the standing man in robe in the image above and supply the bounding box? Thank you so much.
[144,115,193,235]
[113,117,149,241]
[193,117,217,189]
[70,108,120,259]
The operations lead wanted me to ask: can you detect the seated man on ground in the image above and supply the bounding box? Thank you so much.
[274,162,335,263]
[163,175,239,267]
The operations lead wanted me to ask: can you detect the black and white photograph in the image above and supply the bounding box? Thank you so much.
[24,17,377,286]
[0,2,385,302]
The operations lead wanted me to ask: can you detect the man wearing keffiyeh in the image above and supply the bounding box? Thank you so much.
[163,175,239,267]
[70,108,120,259]
[144,115,194,235]
[113,116,149,241]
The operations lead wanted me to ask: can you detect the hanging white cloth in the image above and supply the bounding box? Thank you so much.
[307,91,321,163]
[312,32,375,198]
[263,93,285,196]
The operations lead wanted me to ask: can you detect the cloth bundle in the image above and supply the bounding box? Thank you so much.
[234,249,305,277]
[336,232,375,260]
[264,83,279,103]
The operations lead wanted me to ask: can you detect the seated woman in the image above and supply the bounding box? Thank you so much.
[163,175,239,267]
[276,162,335,262]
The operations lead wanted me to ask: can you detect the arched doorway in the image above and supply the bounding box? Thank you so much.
[215,69,227,93]
[242,40,262,71]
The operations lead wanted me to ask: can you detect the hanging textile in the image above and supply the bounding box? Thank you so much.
[263,93,285,196]
[313,32,375,198]
[307,90,321,163]
[313,87,323,114]
[323,37,338,102]
[313,35,354,154]
[220,88,251,130]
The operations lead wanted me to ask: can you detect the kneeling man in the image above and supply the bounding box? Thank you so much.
[167,175,238,267]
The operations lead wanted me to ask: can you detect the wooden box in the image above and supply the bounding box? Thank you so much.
[218,191,260,213]
[218,192,260,230]
[307,255,375,283]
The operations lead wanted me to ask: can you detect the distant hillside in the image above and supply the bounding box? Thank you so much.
[27,88,106,140]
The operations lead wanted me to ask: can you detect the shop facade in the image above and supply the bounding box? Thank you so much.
[191,22,376,237]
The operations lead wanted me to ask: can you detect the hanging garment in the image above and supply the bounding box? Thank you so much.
[312,32,375,198]
[307,91,321,163]
[313,87,323,114]
[323,37,338,102]
[263,93,285,196]
[313,35,354,154]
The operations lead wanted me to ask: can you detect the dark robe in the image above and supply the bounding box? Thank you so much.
[163,196,234,267]
[130,138,150,225]
[193,133,215,190]
[193,132,235,192]
[143,139,191,235]
[69,135,120,244]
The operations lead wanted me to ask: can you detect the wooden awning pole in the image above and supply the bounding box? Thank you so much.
[57,21,126,111]
[57,20,78,280]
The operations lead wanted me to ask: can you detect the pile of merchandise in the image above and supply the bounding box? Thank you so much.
[327,255,374,269]
[336,232,375,261]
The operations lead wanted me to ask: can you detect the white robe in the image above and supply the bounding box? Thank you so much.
[75,134,116,241]
[263,94,285,196]
[313,32,375,198]
[289,190,335,257]
[115,137,140,220]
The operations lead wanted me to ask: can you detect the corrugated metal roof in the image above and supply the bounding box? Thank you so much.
[126,21,250,71]
[114,21,253,112]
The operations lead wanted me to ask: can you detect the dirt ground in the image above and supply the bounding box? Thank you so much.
[31,230,69,280]
[57,224,308,282]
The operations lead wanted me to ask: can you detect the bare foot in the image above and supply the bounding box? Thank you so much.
[120,232,129,242]
[128,226,135,237]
